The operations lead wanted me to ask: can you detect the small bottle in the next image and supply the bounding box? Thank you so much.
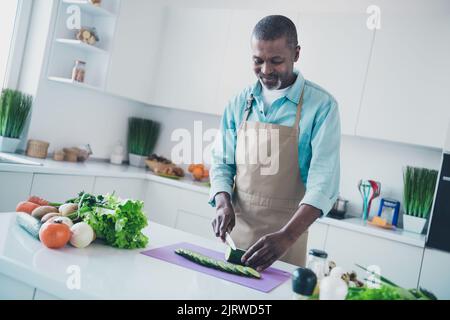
[306,249,329,280]
[72,60,86,83]
[292,267,317,300]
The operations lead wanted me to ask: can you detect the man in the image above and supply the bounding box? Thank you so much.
[210,15,340,271]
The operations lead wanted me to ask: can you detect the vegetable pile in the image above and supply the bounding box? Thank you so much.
[15,192,149,250]
[344,264,437,300]
[309,263,437,300]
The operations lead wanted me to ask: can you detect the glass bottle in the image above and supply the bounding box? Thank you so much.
[306,249,329,281]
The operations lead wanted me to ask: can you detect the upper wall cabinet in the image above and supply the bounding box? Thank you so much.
[215,10,301,115]
[106,0,165,103]
[357,10,450,148]
[297,13,374,135]
[150,7,232,114]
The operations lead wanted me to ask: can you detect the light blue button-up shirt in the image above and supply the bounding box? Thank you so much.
[209,70,341,216]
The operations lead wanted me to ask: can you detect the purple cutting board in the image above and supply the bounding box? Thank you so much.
[140,242,291,293]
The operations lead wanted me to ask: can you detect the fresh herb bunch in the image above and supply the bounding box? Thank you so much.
[403,166,439,218]
[127,117,160,156]
[0,89,33,139]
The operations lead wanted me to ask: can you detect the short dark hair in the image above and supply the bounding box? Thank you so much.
[252,15,298,49]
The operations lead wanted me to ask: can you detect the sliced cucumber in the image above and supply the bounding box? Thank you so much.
[175,248,261,279]
[225,246,246,265]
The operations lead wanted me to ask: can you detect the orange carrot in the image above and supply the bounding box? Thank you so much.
[27,196,49,206]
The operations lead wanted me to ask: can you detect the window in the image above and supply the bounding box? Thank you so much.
[0,0,19,88]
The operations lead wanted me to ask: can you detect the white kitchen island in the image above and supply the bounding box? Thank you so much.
[0,212,297,300]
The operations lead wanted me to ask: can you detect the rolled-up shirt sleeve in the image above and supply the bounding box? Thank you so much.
[209,98,239,207]
[299,99,341,216]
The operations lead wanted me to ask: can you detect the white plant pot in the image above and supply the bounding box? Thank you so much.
[128,153,147,168]
[0,136,21,153]
[403,215,427,234]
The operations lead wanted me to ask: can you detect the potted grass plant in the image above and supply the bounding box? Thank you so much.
[127,117,160,167]
[402,166,439,233]
[0,89,33,153]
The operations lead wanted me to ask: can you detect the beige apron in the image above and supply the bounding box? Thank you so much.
[231,88,308,267]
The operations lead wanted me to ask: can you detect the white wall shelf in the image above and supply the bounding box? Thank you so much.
[48,76,103,92]
[47,0,120,91]
[62,0,116,17]
[55,38,108,54]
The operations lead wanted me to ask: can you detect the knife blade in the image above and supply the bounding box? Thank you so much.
[225,232,237,250]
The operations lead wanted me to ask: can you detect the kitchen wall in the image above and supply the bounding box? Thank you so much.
[23,0,444,221]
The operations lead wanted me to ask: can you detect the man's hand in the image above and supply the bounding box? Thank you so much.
[241,230,296,272]
[241,204,321,272]
[211,192,235,242]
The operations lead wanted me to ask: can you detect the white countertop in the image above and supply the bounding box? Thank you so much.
[317,217,426,248]
[0,154,210,195]
[0,155,426,248]
[0,212,297,300]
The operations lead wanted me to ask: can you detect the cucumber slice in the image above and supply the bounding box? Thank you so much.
[217,261,235,274]
[225,246,246,265]
[244,266,261,279]
[235,265,249,277]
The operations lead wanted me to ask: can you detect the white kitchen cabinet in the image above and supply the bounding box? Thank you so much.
[175,209,215,241]
[419,248,450,299]
[0,274,35,300]
[151,6,232,114]
[307,221,328,252]
[106,0,166,103]
[215,10,300,114]
[357,10,450,148]
[298,13,374,135]
[145,181,178,227]
[324,225,423,288]
[175,188,216,239]
[145,180,215,239]
[0,171,33,212]
[92,177,147,201]
[30,174,95,203]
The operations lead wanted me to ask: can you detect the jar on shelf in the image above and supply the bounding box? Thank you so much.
[89,0,102,7]
[71,60,86,83]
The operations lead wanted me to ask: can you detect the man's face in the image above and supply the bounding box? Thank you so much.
[251,36,300,90]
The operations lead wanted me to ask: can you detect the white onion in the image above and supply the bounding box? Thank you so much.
[70,222,95,248]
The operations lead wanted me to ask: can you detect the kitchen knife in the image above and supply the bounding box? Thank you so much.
[225,232,237,250]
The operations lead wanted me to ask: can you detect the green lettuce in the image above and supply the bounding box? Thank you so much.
[75,193,149,249]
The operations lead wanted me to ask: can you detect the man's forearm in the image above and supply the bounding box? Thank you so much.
[281,204,321,243]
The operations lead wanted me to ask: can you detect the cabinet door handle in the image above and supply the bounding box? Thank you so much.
[443,176,450,182]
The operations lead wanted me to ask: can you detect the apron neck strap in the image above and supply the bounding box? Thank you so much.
[243,94,254,122]
[294,89,304,131]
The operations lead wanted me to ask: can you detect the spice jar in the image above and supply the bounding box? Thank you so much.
[72,60,86,83]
